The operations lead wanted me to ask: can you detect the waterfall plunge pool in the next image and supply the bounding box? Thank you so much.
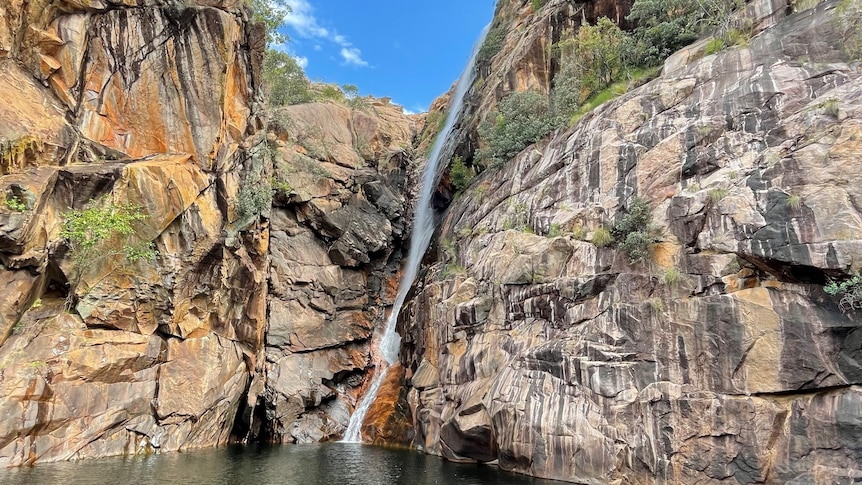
[0,443,565,484]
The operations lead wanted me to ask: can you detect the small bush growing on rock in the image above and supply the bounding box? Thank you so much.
[547,223,562,238]
[477,25,507,66]
[61,197,156,267]
[661,266,681,286]
[592,226,613,247]
[61,197,157,309]
[705,37,725,55]
[5,195,26,212]
[709,188,729,203]
[449,156,474,192]
[478,90,557,167]
[787,194,802,210]
[236,179,273,221]
[611,197,659,264]
[825,273,862,312]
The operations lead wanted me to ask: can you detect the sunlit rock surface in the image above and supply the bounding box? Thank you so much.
[397,1,862,483]
[0,0,266,465]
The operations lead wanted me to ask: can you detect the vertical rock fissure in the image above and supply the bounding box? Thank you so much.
[340,25,490,443]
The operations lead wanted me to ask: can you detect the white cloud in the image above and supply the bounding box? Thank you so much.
[313,45,322,51]
[340,47,368,67]
[294,55,309,69]
[283,0,329,38]
[283,0,369,67]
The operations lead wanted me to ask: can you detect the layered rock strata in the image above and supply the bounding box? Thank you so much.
[398,1,862,483]
[253,101,419,444]
[0,0,268,465]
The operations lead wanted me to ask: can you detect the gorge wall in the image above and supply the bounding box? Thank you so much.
[395,0,862,483]
[1,0,862,484]
[0,0,421,464]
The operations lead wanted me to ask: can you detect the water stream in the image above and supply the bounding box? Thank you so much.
[341,25,489,443]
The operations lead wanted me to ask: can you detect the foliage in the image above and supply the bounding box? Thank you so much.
[821,98,840,117]
[547,223,562,238]
[709,188,729,203]
[236,178,273,221]
[572,224,587,240]
[531,0,547,12]
[478,90,557,167]
[787,194,802,210]
[247,0,292,46]
[592,226,613,247]
[5,195,26,212]
[550,60,582,120]
[705,37,725,55]
[449,156,474,192]
[837,0,862,59]
[565,66,658,126]
[627,0,743,66]
[661,266,681,285]
[478,25,507,65]
[263,50,312,107]
[825,273,862,312]
[556,17,632,98]
[611,197,658,264]
[61,197,156,267]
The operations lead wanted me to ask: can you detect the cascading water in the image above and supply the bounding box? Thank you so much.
[341,25,489,443]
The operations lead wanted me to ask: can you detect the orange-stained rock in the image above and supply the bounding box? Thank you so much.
[0,60,69,174]
[0,0,267,466]
[360,363,413,447]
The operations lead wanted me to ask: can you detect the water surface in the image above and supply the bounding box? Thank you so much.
[0,443,562,485]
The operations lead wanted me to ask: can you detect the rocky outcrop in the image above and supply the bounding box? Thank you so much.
[253,100,420,444]
[398,0,862,483]
[0,0,267,465]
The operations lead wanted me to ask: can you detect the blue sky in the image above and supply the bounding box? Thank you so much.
[277,1,495,114]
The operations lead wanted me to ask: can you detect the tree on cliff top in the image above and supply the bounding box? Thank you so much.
[248,0,292,46]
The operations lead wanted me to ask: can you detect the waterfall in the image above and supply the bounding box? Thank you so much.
[341,25,489,444]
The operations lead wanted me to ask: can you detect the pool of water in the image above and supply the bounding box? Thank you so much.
[0,443,563,485]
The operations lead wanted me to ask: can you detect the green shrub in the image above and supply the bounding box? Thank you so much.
[478,90,557,167]
[263,50,312,107]
[705,37,725,55]
[236,178,273,221]
[709,188,729,203]
[627,0,743,66]
[5,195,26,212]
[787,194,802,210]
[611,197,658,264]
[825,273,862,312]
[547,223,562,238]
[661,266,681,285]
[557,17,632,96]
[531,0,547,12]
[449,156,474,192]
[592,226,613,247]
[478,25,507,65]
[61,197,156,267]
[821,99,840,117]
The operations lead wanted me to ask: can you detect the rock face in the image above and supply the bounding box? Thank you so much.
[254,101,419,444]
[398,0,862,483]
[0,0,268,465]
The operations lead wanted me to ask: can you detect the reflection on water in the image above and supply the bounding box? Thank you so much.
[0,443,562,485]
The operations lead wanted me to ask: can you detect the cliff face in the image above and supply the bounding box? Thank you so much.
[398,0,862,483]
[255,101,419,444]
[0,0,267,465]
[0,0,423,463]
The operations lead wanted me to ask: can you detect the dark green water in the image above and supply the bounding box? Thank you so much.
[0,443,562,485]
